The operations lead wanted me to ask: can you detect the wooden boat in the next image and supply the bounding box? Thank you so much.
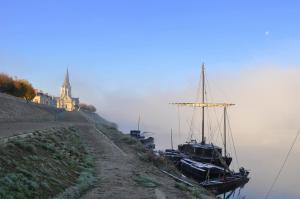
[130,116,155,150]
[179,158,231,181]
[171,64,233,167]
[171,64,250,194]
[178,141,232,167]
[130,130,155,150]
[163,149,188,164]
[200,168,250,195]
[163,129,187,163]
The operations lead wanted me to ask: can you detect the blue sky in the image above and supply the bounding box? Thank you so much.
[1,0,300,98]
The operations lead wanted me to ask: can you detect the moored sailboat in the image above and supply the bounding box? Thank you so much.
[130,115,155,150]
[170,64,250,194]
[171,64,233,168]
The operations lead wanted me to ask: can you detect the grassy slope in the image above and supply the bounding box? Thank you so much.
[0,127,95,199]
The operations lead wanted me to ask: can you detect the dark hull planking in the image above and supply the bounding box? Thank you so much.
[179,160,229,182]
[201,176,250,195]
[190,155,232,168]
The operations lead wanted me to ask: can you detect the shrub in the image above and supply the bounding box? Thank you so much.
[0,73,35,101]
[0,73,14,93]
[13,79,35,101]
[79,103,97,112]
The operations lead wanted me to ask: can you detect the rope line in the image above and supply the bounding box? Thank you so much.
[264,129,300,199]
[227,113,240,168]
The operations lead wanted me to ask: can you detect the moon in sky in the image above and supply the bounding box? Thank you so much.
[265,31,270,36]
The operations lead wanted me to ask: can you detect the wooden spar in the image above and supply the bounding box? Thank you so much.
[171,128,174,150]
[170,103,235,107]
[138,114,141,131]
[224,106,227,178]
[224,106,227,158]
[201,64,205,144]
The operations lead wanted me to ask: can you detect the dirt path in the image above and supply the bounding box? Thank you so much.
[79,125,157,199]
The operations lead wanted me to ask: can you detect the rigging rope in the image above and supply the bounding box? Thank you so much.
[188,68,202,141]
[264,129,300,199]
[205,76,224,145]
[227,112,240,168]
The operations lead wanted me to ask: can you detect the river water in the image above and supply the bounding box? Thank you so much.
[151,131,300,199]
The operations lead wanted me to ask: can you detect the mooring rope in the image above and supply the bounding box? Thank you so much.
[264,129,300,199]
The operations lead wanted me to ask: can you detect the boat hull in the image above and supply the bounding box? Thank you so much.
[201,175,250,195]
[190,155,232,168]
[179,159,228,182]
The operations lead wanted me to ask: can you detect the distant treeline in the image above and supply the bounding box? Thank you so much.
[0,73,35,101]
[79,103,97,113]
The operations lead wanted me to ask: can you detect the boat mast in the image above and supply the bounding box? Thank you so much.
[138,114,141,131]
[201,64,205,144]
[171,128,174,150]
[224,106,227,158]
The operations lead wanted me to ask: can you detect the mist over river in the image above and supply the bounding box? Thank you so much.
[97,66,300,199]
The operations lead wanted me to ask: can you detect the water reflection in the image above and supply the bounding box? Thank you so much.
[218,186,247,199]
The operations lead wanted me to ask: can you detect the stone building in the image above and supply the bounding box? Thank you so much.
[32,90,57,107]
[56,69,79,111]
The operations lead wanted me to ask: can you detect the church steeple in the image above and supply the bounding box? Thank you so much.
[57,68,79,111]
[60,68,72,98]
[63,68,70,87]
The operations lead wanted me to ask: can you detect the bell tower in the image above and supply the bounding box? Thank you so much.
[60,68,72,99]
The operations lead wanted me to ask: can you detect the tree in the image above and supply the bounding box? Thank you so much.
[79,103,97,112]
[23,81,35,101]
[0,73,36,101]
[0,73,14,93]
[12,80,26,97]
[87,105,97,112]
[13,80,36,101]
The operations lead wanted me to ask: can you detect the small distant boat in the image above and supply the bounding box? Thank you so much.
[164,149,187,164]
[130,115,155,150]
[163,129,187,163]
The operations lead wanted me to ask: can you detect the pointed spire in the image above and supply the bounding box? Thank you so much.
[63,68,70,87]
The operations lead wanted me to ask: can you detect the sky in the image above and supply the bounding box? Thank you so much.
[1,1,300,198]
[1,0,300,97]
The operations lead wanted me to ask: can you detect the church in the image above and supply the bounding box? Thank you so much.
[32,69,80,111]
[56,69,79,111]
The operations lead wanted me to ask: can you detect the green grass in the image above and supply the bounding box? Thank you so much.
[134,174,161,188]
[175,182,209,199]
[0,127,95,199]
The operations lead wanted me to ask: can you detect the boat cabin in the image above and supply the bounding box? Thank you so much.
[130,130,145,139]
[178,141,222,158]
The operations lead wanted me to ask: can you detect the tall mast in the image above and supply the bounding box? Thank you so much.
[201,63,205,144]
[138,114,141,131]
[224,106,227,157]
[171,128,174,150]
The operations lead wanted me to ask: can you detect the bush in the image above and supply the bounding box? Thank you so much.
[0,73,35,101]
[0,73,14,93]
[13,79,35,101]
[79,103,97,113]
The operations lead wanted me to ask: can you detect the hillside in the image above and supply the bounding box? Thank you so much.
[0,94,215,199]
[0,93,60,122]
